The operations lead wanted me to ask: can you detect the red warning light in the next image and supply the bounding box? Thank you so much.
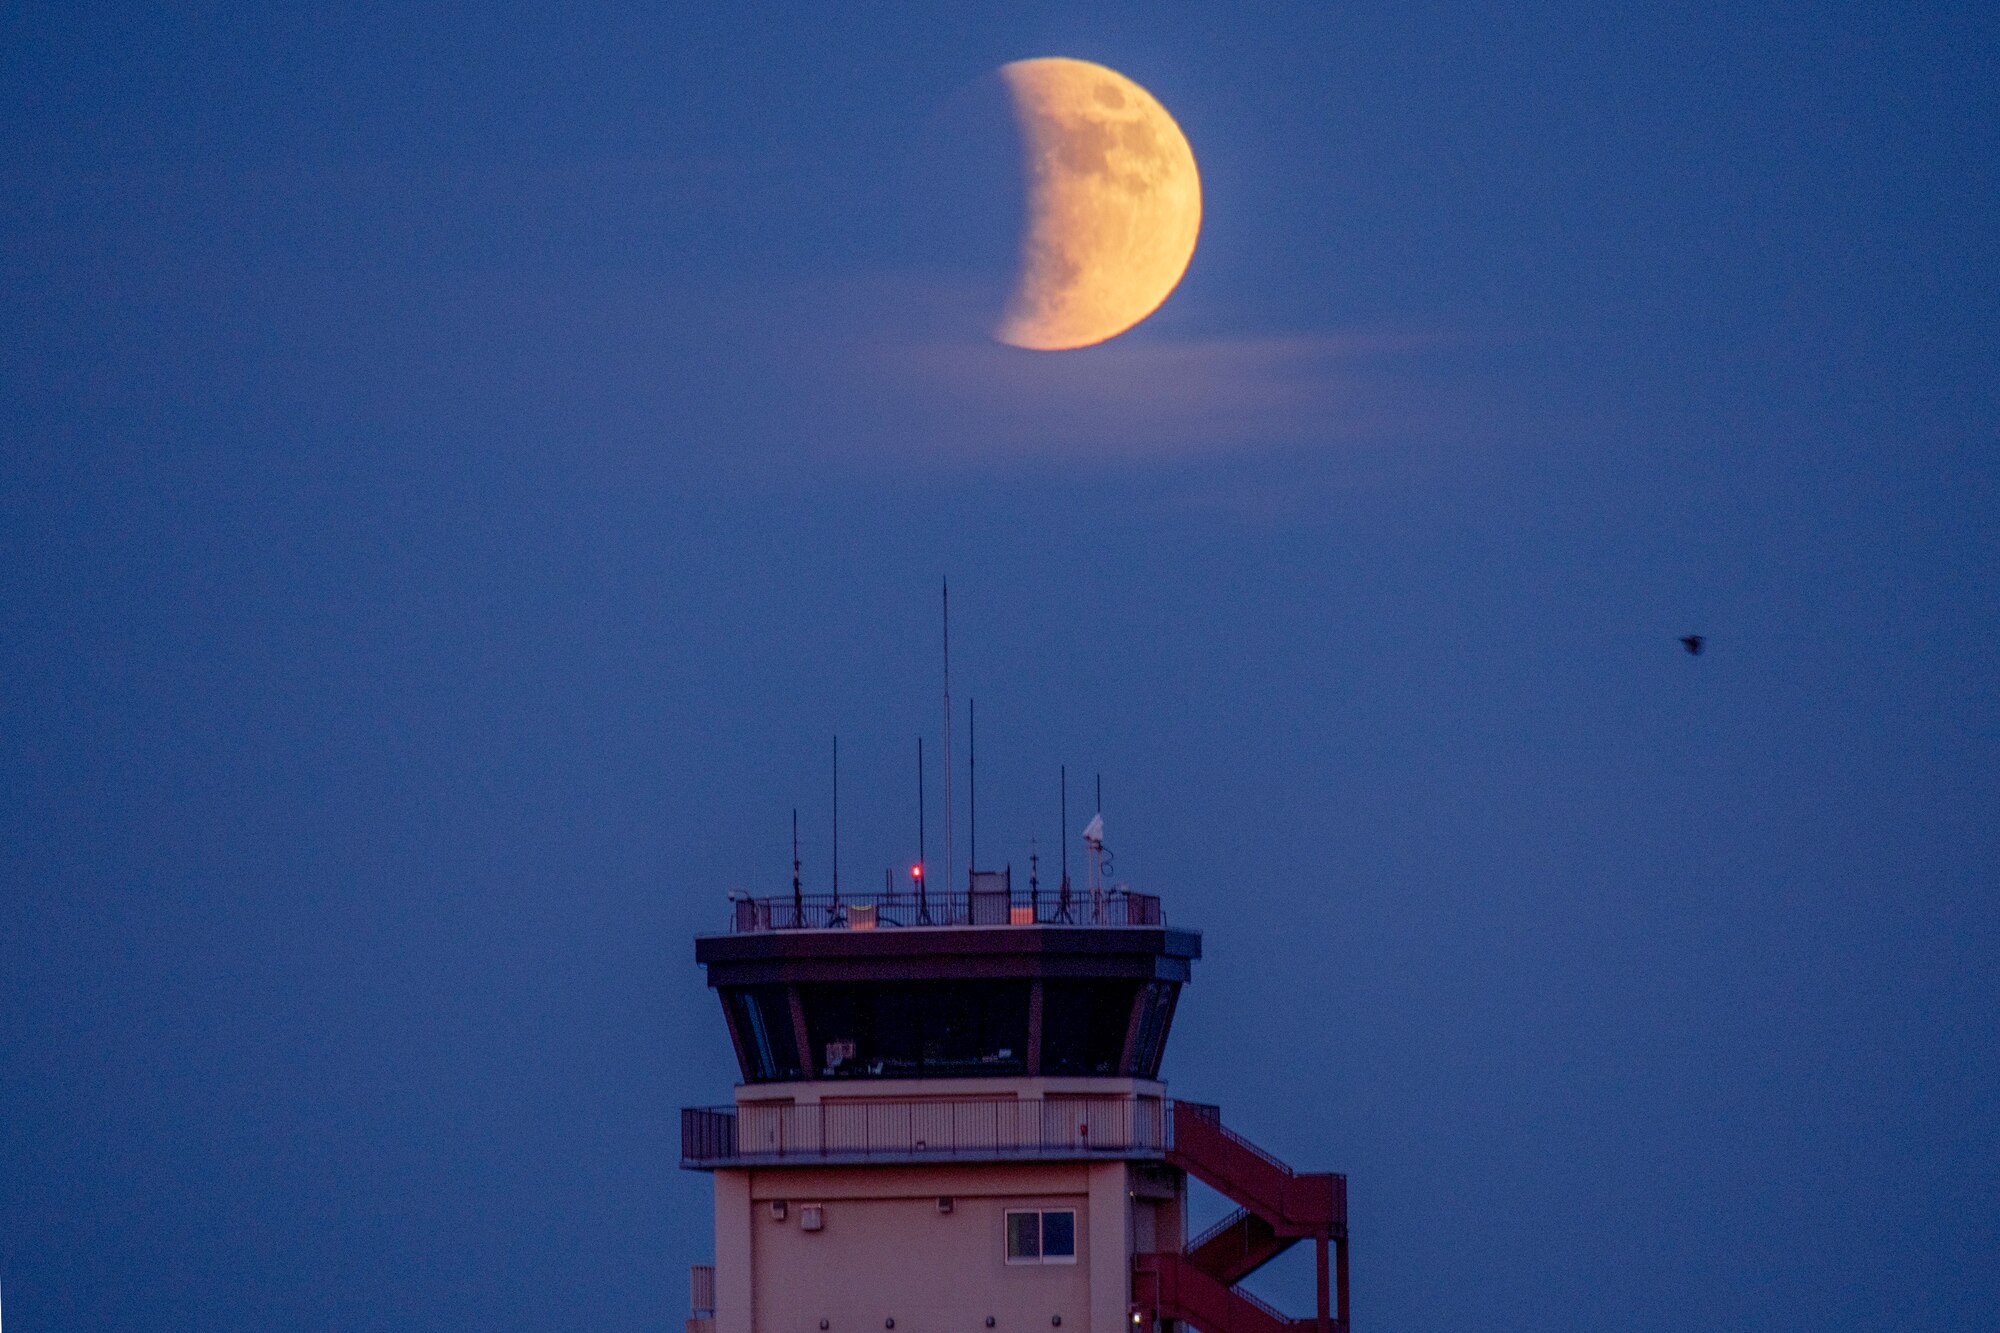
[911,863,924,879]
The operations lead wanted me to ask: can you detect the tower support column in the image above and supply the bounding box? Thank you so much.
[1088,1163,1132,1333]
[714,1170,754,1333]
[1316,1232,1330,1333]
[1336,1232,1349,1331]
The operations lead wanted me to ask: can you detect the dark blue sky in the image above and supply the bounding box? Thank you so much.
[3,3,1995,1329]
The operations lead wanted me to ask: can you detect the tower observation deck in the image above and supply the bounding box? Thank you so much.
[682,873,1349,1333]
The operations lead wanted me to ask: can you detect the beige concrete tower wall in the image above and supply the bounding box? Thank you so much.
[711,1160,1167,1333]
[1085,1163,1132,1333]
[715,1169,755,1333]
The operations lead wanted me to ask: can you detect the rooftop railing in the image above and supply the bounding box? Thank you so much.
[681,1093,1172,1168]
[725,887,1163,934]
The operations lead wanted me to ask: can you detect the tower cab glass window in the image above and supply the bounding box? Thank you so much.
[1006,1209,1077,1264]
[717,977,1179,1084]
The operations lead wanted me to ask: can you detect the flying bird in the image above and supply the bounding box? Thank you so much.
[1681,635,1705,655]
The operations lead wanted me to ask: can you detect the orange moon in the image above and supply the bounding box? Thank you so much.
[995,58,1202,351]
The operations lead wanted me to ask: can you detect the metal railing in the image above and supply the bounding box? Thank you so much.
[1175,1100,1295,1177]
[1187,1204,1259,1258]
[727,887,1162,933]
[689,1264,715,1319]
[1204,1268,1295,1330]
[682,1094,1172,1167]
[1134,1251,1318,1333]
[1169,1099,1345,1232]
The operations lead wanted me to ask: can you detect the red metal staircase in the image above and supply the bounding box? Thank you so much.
[1133,1102,1349,1333]
[1188,1208,1289,1287]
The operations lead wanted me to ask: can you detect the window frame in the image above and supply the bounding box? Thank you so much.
[1004,1208,1078,1265]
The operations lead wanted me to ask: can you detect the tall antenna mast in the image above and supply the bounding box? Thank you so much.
[1059,764,1071,922]
[1029,839,1040,920]
[830,735,840,908]
[791,808,802,927]
[968,697,976,877]
[916,735,929,921]
[941,578,953,900]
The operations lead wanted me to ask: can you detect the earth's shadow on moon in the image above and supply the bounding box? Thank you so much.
[892,71,1027,342]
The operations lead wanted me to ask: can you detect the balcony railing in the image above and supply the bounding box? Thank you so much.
[726,887,1163,934]
[682,1094,1172,1167]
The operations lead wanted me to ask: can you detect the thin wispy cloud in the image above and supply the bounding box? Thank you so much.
[724,273,1475,470]
[871,326,1453,464]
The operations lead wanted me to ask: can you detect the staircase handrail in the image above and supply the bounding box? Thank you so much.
[1137,1250,1311,1333]
[1186,1204,1256,1256]
[1209,1267,1293,1327]
[1171,1099,1296,1178]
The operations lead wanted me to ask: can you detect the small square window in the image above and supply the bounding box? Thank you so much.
[1006,1209,1077,1265]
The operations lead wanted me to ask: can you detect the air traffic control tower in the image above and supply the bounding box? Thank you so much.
[680,869,1350,1333]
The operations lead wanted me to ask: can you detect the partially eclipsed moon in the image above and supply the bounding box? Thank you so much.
[995,58,1202,351]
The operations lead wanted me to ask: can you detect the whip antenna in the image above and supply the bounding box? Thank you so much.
[968,697,976,878]
[941,579,953,901]
[791,808,802,927]
[830,735,839,908]
[1059,765,1072,921]
[916,736,929,922]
